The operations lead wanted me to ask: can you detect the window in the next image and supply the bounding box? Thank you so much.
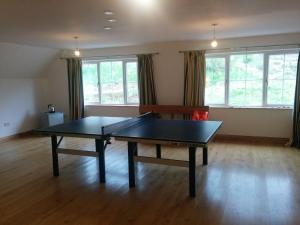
[82,63,99,103]
[205,50,299,107]
[267,53,298,105]
[205,57,226,104]
[229,53,264,106]
[126,62,139,103]
[82,59,139,105]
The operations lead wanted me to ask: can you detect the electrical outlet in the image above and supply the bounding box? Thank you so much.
[3,122,10,127]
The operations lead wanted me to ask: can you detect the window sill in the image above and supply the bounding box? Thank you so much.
[85,103,139,107]
[209,105,293,110]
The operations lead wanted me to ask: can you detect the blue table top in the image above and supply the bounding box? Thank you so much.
[35,116,222,144]
[35,116,130,137]
[113,118,222,145]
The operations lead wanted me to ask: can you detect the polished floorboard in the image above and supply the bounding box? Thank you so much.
[0,136,300,225]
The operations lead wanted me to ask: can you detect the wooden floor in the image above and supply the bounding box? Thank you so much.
[0,136,300,225]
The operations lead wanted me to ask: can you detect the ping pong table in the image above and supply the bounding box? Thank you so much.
[35,113,222,197]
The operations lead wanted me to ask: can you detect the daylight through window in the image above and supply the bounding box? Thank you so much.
[82,59,139,105]
[205,50,299,107]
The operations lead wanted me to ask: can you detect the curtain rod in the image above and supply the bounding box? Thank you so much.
[179,43,300,53]
[60,52,159,60]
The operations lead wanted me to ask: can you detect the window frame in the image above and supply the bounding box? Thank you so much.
[205,54,227,106]
[205,49,299,108]
[124,59,140,105]
[264,50,299,107]
[82,58,139,105]
[228,52,265,107]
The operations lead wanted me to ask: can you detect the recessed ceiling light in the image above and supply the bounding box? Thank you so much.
[104,10,113,15]
[104,26,112,30]
[107,19,117,23]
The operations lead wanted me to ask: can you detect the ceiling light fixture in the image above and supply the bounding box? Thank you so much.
[211,24,218,48]
[104,10,113,15]
[107,18,117,23]
[73,36,80,57]
[104,26,112,31]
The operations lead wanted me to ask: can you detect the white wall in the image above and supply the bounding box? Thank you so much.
[85,105,139,117]
[209,107,293,138]
[0,78,48,138]
[44,59,69,115]
[0,42,59,138]
[47,33,300,138]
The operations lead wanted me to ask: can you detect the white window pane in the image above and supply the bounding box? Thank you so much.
[230,55,247,81]
[267,53,298,106]
[268,80,283,104]
[229,81,246,105]
[245,80,263,106]
[268,55,284,80]
[126,62,139,104]
[205,57,225,104]
[100,61,124,104]
[206,81,225,104]
[82,63,99,103]
[127,82,139,103]
[229,54,263,106]
[283,80,296,105]
[100,62,111,82]
[284,54,298,80]
[101,83,124,104]
[245,54,264,80]
[230,80,263,106]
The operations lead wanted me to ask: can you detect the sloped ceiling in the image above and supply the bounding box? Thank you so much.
[0,42,59,78]
[0,0,299,49]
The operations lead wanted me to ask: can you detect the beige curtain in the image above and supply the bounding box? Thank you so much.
[66,58,84,120]
[137,54,157,105]
[183,50,206,107]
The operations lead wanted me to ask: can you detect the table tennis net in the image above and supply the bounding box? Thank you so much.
[101,112,154,135]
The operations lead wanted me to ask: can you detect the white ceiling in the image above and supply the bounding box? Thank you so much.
[0,0,300,49]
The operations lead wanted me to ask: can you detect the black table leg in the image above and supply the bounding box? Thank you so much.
[156,144,161,158]
[128,142,137,188]
[203,146,208,166]
[51,135,59,176]
[189,147,196,197]
[95,139,105,183]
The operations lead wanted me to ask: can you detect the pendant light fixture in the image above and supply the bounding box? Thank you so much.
[73,36,81,57]
[211,24,218,48]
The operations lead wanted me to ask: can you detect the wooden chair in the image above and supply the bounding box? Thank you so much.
[139,105,209,120]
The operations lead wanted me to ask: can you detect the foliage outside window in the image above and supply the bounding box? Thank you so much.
[82,59,139,105]
[205,50,299,107]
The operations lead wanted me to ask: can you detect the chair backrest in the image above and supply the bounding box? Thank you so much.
[191,110,209,121]
[139,105,209,120]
